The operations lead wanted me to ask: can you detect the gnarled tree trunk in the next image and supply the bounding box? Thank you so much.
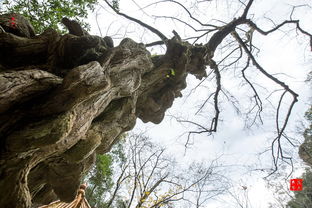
[0,14,207,208]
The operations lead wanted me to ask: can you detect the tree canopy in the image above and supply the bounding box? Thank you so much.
[299,106,312,166]
[0,0,98,33]
[287,168,312,208]
[84,133,229,208]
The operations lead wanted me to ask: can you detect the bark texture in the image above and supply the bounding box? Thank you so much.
[0,14,207,207]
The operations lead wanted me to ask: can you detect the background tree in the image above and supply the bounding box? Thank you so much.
[287,104,312,208]
[265,104,312,208]
[265,167,312,208]
[227,186,252,208]
[287,167,312,208]
[0,0,102,33]
[289,81,312,207]
[84,134,126,208]
[299,106,312,166]
[85,154,114,208]
[85,133,229,208]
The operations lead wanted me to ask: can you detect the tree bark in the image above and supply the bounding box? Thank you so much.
[0,14,207,207]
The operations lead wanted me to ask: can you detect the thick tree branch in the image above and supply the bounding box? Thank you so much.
[61,17,89,36]
[241,0,254,19]
[145,40,165,47]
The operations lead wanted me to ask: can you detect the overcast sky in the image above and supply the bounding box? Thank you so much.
[87,0,312,207]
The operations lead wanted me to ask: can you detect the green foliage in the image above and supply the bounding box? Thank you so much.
[86,154,114,208]
[269,106,312,208]
[0,0,98,34]
[84,134,126,208]
[303,106,312,140]
[170,68,175,76]
[287,168,312,208]
[286,106,312,207]
[166,68,176,78]
[299,105,312,166]
[110,139,126,165]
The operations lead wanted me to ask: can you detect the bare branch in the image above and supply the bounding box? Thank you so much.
[246,19,312,50]
[102,0,168,43]
[208,59,221,133]
[152,15,213,32]
[149,0,218,27]
[232,31,298,175]
[241,58,263,126]
[95,7,103,37]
